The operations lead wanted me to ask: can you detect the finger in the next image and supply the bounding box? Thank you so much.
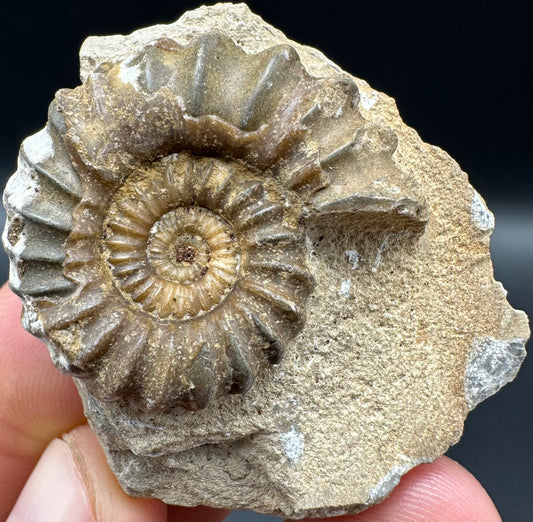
[289,456,501,522]
[8,424,167,522]
[167,505,229,522]
[0,284,86,519]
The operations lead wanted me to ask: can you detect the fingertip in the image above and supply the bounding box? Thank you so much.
[0,283,39,354]
[64,424,167,522]
[0,284,86,519]
[291,456,501,522]
[363,456,502,522]
[7,437,93,522]
[0,283,84,435]
[7,424,167,522]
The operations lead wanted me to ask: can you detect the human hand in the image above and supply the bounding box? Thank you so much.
[0,283,501,522]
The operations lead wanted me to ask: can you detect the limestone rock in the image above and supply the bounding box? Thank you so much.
[3,3,529,519]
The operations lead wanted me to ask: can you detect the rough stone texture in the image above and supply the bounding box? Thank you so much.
[67,4,530,518]
[5,3,530,519]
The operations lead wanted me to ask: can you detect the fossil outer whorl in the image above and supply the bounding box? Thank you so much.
[3,32,408,412]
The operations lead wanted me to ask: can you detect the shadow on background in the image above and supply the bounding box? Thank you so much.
[0,1,531,520]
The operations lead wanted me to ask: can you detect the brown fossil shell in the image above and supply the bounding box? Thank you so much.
[3,32,420,412]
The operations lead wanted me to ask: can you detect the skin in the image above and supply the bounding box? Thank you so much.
[0,284,501,522]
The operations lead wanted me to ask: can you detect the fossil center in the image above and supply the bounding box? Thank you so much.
[101,156,250,321]
[146,206,239,288]
[174,244,196,264]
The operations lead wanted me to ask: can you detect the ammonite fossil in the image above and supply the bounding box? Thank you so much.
[3,31,420,412]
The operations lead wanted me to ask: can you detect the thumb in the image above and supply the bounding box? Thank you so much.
[7,424,167,522]
[289,456,501,522]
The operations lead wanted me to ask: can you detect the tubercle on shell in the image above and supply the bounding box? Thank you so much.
[2,32,426,412]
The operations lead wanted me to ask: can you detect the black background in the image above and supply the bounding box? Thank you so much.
[1,1,531,521]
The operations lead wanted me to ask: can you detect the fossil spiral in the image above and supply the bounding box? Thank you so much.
[3,32,411,412]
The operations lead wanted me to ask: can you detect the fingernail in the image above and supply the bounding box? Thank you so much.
[7,438,93,522]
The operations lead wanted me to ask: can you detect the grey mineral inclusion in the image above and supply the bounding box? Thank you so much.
[2,3,529,519]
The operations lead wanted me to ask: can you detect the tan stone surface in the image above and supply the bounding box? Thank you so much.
[67,3,529,519]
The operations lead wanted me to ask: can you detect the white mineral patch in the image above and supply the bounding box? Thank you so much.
[8,261,21,290]
[359,90,378,110]
[345,249,360,269]
[339,279,351,297]
[54,352,72,373]
[118,57,142,90]
[279,425,304,464]
[372,238,388,272]
[2,218,26,257]
[22,127,54,164]
[465,337,527,410]
[367,458,428,503]
[4,160,40,212]
[471,191,495,232]
[20,299,44,336]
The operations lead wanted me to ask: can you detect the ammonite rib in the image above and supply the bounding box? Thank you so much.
[3,31,420,412]
[91,318,152,400]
